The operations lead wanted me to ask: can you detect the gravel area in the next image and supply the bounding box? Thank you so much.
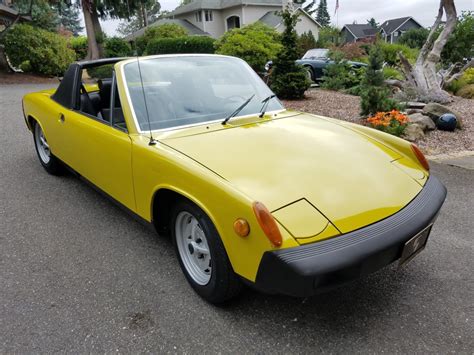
[283,89,474,155]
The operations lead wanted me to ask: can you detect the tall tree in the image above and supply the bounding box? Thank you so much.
[13,0,59,31]
[398,0,473,102]
[80,0,148,59]
[367,17,379,28]
[302,0,317,15]
[54,1,83,35]
[315,0,330,27]
[117,0,161,36]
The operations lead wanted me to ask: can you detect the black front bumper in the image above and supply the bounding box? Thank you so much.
[255,176,447,297]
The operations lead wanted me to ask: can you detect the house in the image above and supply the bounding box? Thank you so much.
[0,0,30,33]
[165,0,321,39]
[341,17,423,44]
[124,18,209,41]
[380,17,423,43]
[341,24,378,43]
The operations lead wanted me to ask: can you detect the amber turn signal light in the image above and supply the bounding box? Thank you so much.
[252,201,282,247]
[411,144,430,171]
[233,218,250,237]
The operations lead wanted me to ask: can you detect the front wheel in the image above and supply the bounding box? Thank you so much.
[33,121,63,175]
[171,200,242,304]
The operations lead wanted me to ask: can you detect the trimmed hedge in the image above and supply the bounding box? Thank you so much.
[4,24,75,76]
[146,36,215,55]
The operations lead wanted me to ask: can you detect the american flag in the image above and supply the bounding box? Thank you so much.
[334,0,339,15]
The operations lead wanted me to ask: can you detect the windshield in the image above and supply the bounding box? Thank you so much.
[123,56,284,131]
[302,49,329,59]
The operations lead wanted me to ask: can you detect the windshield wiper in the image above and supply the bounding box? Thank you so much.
[222,94,255,125]
[259,94,277,118]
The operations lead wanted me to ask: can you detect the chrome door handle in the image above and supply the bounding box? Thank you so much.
[59,114,65,123]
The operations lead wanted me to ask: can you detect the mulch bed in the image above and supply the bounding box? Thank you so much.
[283,88,474,156]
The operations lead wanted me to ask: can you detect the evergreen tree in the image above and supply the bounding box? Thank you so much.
[315,0,330,27]
[360,45,397,116]
[270,7,310,99]
[302,0,317,15]
[55,2,83,35]
[13,0,59,32]
[367,17,379,28]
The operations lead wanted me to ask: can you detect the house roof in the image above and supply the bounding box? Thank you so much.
[0,3,31,20]
[342,24,378,39]
[259,8,321,29]
[170,0,282,16]
[124,19,209,41]
[380,16,422,34]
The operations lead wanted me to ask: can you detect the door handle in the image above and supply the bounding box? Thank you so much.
[59,113,65,123]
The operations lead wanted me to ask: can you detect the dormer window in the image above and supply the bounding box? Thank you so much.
[205,10,213,22]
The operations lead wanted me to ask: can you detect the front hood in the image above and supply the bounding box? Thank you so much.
[162,113,424,234]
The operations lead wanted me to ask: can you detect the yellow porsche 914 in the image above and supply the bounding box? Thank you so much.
[22,55,447,303]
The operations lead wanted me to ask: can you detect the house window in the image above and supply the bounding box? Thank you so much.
[195,11,202,22]
[226,16,240,30]
[205,10,213,22]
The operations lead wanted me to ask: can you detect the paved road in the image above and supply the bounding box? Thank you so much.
[1,84,473,353]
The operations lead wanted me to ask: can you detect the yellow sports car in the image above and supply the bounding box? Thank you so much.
[22,55,447,303]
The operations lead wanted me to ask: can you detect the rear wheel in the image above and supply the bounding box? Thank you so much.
[171,200,242,304]
[33,121,63,175]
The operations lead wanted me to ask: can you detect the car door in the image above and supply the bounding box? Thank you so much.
[55,73,136,211]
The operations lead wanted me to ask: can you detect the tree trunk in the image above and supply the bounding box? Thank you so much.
[91,10,104,58]
[399,0,457,103]
[82,0,100,60]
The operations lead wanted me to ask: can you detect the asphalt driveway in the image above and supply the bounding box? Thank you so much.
[1,84,473,353]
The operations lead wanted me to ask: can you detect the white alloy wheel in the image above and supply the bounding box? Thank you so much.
[34,123,51,164]
[175,211,212,285]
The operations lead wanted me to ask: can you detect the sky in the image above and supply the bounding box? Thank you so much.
[98,0,474,36]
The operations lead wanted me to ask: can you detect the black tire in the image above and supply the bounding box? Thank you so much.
[32,120,63,175]
[171,200,242,304]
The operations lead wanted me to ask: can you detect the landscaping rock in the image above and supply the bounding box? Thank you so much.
[403,124,425,142]
[402,102,426,109]
[406,108,424,115]
[408,113,436,131]
[423,102,463,129]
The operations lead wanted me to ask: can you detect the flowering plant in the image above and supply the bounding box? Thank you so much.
[367,110,409,136]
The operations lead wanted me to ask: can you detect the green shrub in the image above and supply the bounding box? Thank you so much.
[379,42,419,66]
[4,24,75,76]
[69,36,88,60]
[457,84,474,99]
[398,28,430,49]
[136,23,188,54]
[104,37,132,58]
[445,68,474,94]
[322,52,365,91]
[87,64,114,79]
[270,9,310,99]
[360,45,399,116]
[383,66,404,80]
[215,23,281,72]
[146,36,215,55]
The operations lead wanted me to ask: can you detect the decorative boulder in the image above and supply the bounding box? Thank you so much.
[403,124,425,142]
[408,113,436,131]
[423,103,463,129]
[406,108,424,115]
[406,102,426,109]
